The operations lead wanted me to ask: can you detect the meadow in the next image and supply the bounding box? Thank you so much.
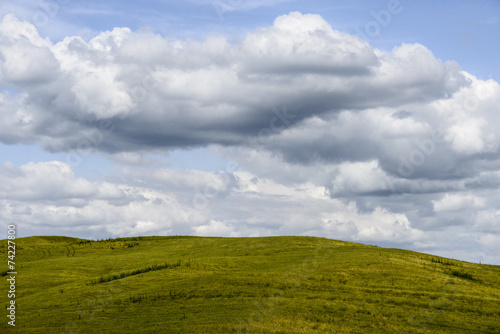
[1,235,499,333]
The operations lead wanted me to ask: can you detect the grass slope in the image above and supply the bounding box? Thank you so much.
[1,236,500,333]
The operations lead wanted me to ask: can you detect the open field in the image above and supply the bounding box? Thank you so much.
[1,236,500,333]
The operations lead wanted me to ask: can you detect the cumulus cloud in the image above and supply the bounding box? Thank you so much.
[0,161,205,236]
[239,12,378,76]
[0,161,101,202]
[193,220,241,237]
[0,12,478,156]
[1,12,500,263]
[433,193,487,212]
[474,211,500,233]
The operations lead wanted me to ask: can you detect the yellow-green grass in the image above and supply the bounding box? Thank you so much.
[1,236,499,333]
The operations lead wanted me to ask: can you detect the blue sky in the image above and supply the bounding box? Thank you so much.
[1,0,499,264]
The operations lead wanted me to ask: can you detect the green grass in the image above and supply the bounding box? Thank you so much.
[1,236,500,333]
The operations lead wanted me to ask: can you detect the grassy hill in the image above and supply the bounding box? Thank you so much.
[1,236,500,333]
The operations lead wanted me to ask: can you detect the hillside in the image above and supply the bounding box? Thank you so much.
[1,236,499,333]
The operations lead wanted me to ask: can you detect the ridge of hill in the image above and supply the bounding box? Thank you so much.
[1,236,499,333]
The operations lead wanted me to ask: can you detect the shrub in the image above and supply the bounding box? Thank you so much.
[89,260,185,285]
[431,258,453,265]
[451,271,474,280]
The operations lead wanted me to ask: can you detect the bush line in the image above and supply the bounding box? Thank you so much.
[89,260,185,285]
[451,271,474,281]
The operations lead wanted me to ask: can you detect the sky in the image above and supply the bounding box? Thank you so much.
[0,0,499,264]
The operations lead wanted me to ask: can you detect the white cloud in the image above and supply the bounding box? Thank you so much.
[478,233,500,248]
[433,193,487,212]
[373,43,464,93]
[0,14,58,85]
[476,234,500,263]
[448,118,486,154]
[193,220,240,237]
[329,160,392,195]
[0,161,97,201]
[239,12,377,75]
[321,205,421,243]
[474,211,500,233]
